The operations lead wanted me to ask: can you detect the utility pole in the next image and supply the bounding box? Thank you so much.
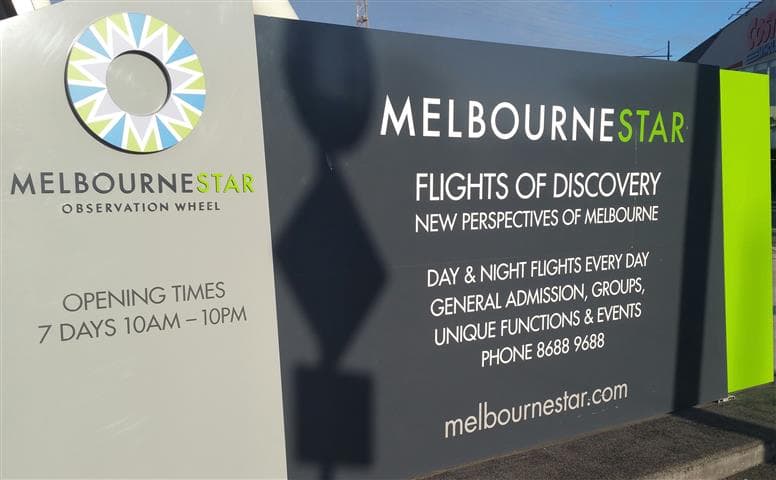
[356,0,368,28]
[634,41,673,61]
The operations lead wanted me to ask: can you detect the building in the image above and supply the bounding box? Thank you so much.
[681,0,776,148]
[682,0,776,205]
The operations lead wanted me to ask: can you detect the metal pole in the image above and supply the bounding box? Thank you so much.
[356,0,369,28]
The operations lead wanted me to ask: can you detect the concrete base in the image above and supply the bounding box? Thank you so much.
[725,462,776,479]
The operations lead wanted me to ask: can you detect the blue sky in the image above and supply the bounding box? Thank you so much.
[290,1,751,60]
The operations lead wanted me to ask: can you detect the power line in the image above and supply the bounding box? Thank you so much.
[633,41,672,61]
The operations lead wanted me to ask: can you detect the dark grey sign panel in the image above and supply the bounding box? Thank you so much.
[254,16,727,479]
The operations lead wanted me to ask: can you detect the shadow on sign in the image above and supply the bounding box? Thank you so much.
[276,21,384,480]
[674,67,722,410]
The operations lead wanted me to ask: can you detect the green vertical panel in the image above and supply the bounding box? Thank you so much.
[719,69,774,392]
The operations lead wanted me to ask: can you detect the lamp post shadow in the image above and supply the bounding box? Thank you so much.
[274,21,383,480]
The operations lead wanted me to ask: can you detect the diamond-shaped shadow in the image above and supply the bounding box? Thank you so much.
[296,367,372,465]
[277,164,386,366]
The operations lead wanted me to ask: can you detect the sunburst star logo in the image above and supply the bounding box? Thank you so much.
[65,13,206,153]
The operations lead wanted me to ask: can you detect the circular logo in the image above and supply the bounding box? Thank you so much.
[66,13,206,153]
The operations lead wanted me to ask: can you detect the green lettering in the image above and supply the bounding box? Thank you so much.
[672,112,685,143]
[618,108,633,142]
[636,109,650,142]
[224,175,239,193]
[648,111,668,143]
[212,173,223,193]
[196,172,209,193]
[242,173,255,193]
